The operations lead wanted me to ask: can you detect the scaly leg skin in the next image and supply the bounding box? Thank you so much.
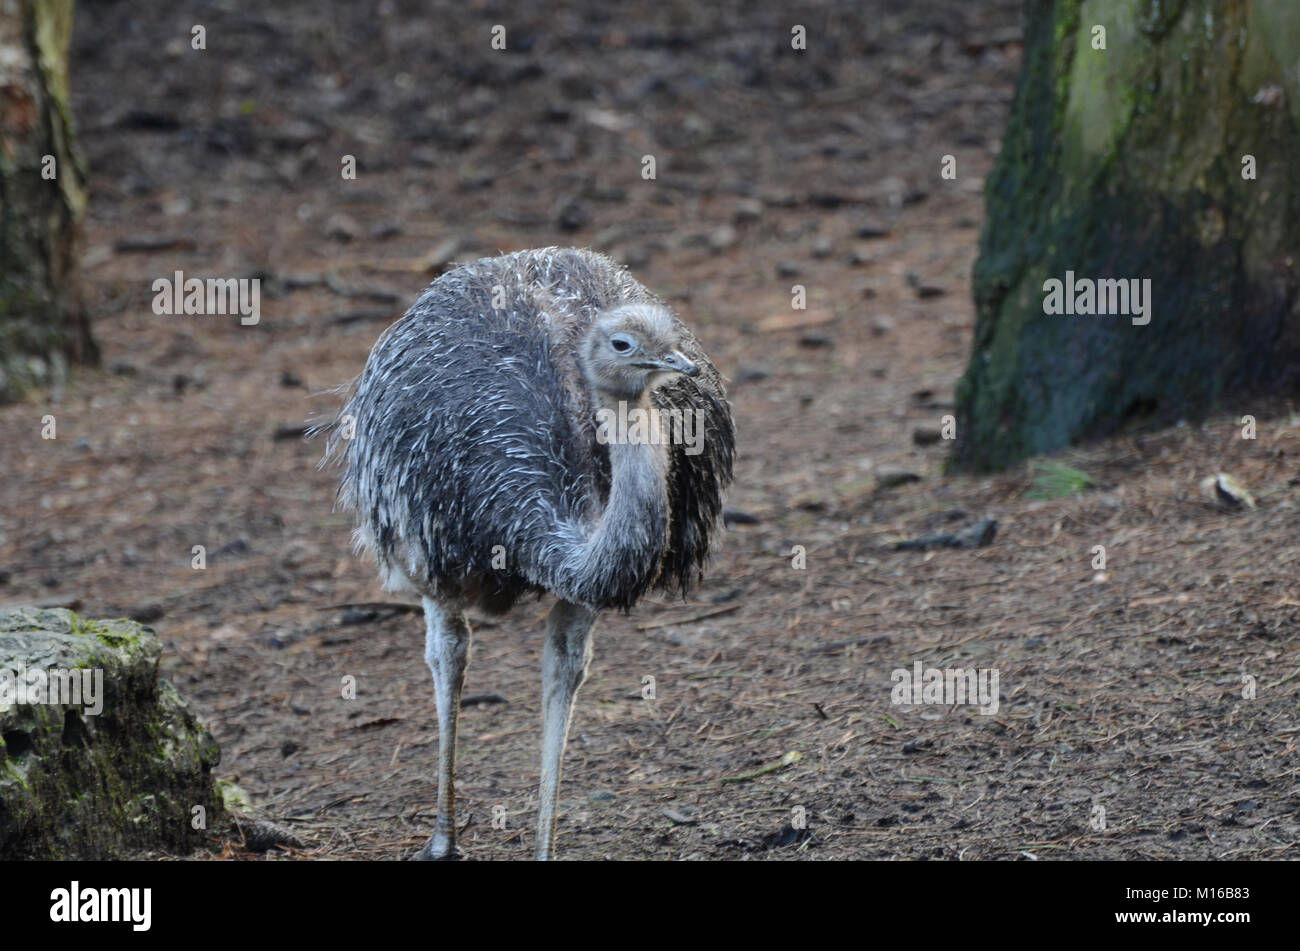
[536,599,597,861]
[415,597,471,860]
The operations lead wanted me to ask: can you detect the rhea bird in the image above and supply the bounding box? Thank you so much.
[323,247,735,860]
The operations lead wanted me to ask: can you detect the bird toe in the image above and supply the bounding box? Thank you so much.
[413,834,464,861]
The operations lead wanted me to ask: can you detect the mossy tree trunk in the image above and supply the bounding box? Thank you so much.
[0,0,94,404]
[952,0,1300,472]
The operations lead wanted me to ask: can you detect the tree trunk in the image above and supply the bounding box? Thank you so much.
[0,0,93,404]
[952,0,1300,472]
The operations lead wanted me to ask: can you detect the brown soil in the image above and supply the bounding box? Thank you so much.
[2,0,1297,860]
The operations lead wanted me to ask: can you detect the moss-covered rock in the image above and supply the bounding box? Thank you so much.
[953,0,1300,471]
[0,608,222,859]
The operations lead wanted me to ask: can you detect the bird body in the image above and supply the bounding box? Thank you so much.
[325,247,734,859]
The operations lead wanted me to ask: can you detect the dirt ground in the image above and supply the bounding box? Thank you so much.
[3,0,1298,860]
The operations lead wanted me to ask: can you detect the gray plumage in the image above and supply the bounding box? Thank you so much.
[320,247,735,859]
[325,246,734,614]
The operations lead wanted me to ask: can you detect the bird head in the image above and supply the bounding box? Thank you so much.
[583,303,699,399]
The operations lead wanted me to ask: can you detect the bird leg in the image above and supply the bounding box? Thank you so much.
[536,598,596,860]
[416,597,471,860]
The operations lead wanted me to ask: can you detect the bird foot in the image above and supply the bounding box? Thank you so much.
[413,834,464,861]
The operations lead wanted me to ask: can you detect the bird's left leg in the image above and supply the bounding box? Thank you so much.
[536,598,597,860]
[416,596,471,860]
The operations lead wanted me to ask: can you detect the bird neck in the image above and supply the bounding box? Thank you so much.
[601,409,670,536]
[555,391,670,608]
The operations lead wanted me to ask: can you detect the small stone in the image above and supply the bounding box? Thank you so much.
[811,235,834,258]
[799,332,834,348]
[708,224,737,252]
[273,119,323,148]
[614,245,650,269]
[458,166,494,189]
[273,424,310,441]
[589,789,618,804]
[870,316,894,335]
[856,221,891,238]
[809,191,847,208]
[128,603,165,624]
[733,198,764,222]
[952,517,997,548]
[663,808,698,825]
[554,197,590,232]
[460,693,508,708]
[912,427,942,446]
[760,823,811,850]
[876,466,922,489]
[325,213,361,241]
[776,260,802,278]
[341,606,379,625]
[423,237,463,274]
[850,245,879,266]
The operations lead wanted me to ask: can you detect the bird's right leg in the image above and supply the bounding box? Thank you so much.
[536,598,596,860]
[416,596,471,860]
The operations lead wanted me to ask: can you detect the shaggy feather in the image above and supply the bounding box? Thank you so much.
[322,247,735,613]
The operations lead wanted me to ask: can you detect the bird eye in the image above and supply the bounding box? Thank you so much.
[610,335,635,354]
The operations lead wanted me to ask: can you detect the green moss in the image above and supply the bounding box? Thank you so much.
[1025,461,1095,499]
[5,760,31,789]
[60,615,150,658]
[218,779,252,812]
[1062,0,1143,182]
[94,630,137,648]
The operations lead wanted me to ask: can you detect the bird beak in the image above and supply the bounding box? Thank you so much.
[660,350,699,377]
